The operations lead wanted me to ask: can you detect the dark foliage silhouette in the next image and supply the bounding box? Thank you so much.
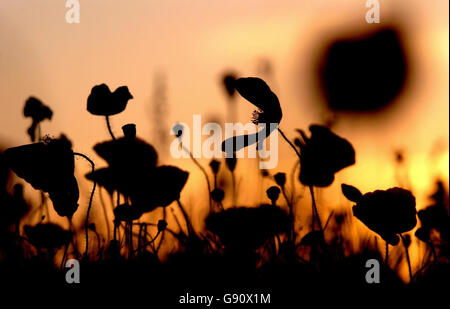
[23,223,71,250]
[206,204,289,251]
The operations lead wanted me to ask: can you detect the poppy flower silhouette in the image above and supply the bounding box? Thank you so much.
[87,83,133,139]
[415,181,449,243]
[297,125,355,187]
[86,124,189,215]
[221,77,282,154]
[23,97,53,142]
[205,204,288,250]
[342,184,417,245]
[4,138,79,218]
[87,84,133,116]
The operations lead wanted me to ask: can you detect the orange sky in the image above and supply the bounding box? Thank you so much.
[0,0,448,279]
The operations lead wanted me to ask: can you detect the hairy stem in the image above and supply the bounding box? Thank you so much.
[181,144,212,212]
[74,152,96,258]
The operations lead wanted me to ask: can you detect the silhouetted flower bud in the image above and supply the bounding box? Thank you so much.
[226,156,237,172]
[211,188,225,203]
[209,159,221,175]
[402,234,411,248]
[172,123,184,139]
[266,186,281,204]
[122,123,136,139]
[157,219,168,232]
[274,172,286,187]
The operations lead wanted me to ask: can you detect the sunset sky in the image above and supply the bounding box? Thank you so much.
[0,0,448,255]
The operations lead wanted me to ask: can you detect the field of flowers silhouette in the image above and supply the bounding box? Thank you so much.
[0,74,449,300]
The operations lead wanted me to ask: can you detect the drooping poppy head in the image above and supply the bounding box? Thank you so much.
[87,83,133,116]
[298,125,355,187]
[235,77,282,125]
[342,184,417,245]
[220,77,281,155]
[5,138,79,218]
[205,204,289,250]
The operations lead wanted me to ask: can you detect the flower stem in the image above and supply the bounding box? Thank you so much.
[309,186,324,239]
[136,230,161,253]
[400,234,413,283]
[105,115,116,140]
[181,145,212,212]
[74,152,96,258]
[385,241,389,265]
[177,199,193,236]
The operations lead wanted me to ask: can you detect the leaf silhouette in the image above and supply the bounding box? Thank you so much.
[341,184,363,202]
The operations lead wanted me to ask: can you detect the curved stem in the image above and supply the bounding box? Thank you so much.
[400,234,413,283]
[105,115,116,140]
[74,152,96,258]
[181,145,212,212]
